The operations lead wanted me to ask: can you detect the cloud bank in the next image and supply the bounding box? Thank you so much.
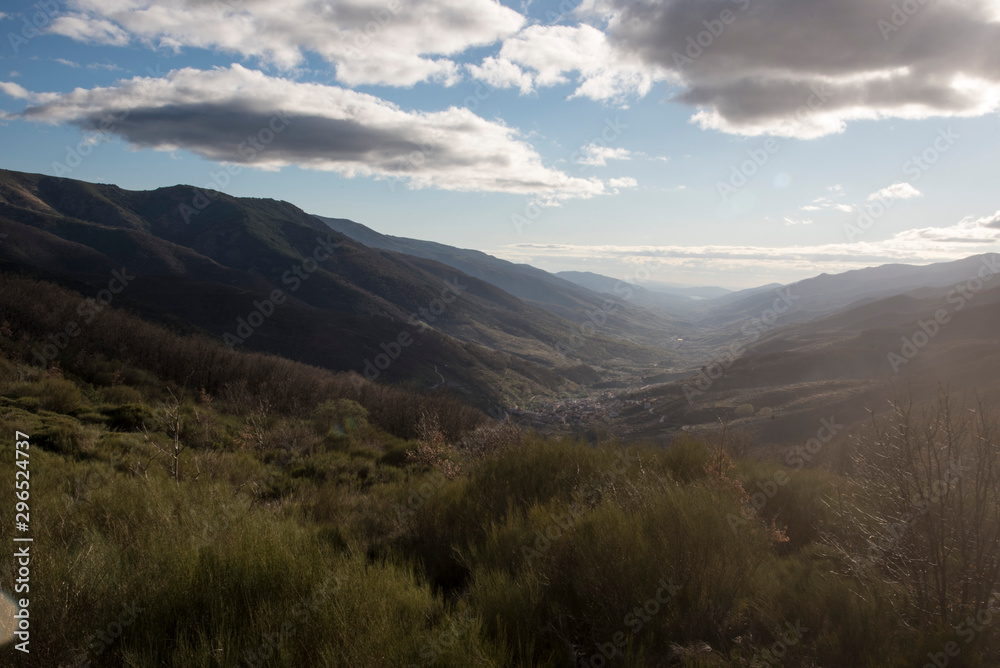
[590,0,1000,137]
[496,210,1000,280]
[13,65,607,201]
[50,0,525,87]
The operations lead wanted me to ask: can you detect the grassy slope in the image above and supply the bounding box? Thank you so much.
[1,275,997,666]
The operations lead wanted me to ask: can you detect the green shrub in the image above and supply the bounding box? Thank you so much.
[99,384,145,405]
[312,398,369,438]
[661,435,710,482]
[34,416,87,457]
[380,442,416,468]
[76,411,107,426]
[104,403,154,431]
[0,394,41,412]
[38,377,86,414]
[734,461,837,551]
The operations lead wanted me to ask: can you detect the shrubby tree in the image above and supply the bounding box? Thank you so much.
[830,390,1000,624]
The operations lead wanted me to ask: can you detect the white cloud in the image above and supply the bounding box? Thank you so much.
[54,58,81,68]
[0,82,33,100]
[14,65,608,201]
[469,24,668,103]
[0,12,8,21]
[608,177,637,190]
[465,57,534,94]
[801,185,853,213]
[49,0,525,87]
[784,217,813,226]
[577,143,631,166]
[49,15,131,46]
[86,62,124,72]
[869,182,922,201]
[495,211,1000,278]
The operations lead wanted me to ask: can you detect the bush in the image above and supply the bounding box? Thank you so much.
[379,443,415,468]
[104,403,154,431]
[34,417,87,457]
[662,435,710,482]
[100,384,145,405]
[1,395,41,412]
[38,377,86,414]
[312,398,369,439]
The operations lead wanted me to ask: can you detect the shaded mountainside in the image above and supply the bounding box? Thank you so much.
[0,169,674,406]
[317,215,691,347]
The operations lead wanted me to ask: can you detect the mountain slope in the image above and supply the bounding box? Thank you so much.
[555,270,706,314]
[0,169,672,405]
[619,271,1000,447]
[316,215,691,347]
[703,255,1000,327]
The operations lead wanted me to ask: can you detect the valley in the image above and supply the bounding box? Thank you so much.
[4,1,999,663]
[4,168,998,449]
[3,169,1000,667]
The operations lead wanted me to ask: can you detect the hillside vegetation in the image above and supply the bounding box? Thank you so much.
[0,168,674,409]
[2,273,1000,666]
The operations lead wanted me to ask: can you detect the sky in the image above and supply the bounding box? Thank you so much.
[1,0,1000,289]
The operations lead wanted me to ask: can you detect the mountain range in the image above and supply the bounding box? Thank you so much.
[2,167,997,443]
[0,169,679,408]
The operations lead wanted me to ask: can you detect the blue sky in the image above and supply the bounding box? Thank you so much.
[2,0,1000,288]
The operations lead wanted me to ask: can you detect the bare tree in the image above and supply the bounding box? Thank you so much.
[139,387,196,484]
[827,389,1000,624]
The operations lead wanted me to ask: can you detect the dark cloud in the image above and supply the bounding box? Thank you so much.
[598,0,1000,136]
